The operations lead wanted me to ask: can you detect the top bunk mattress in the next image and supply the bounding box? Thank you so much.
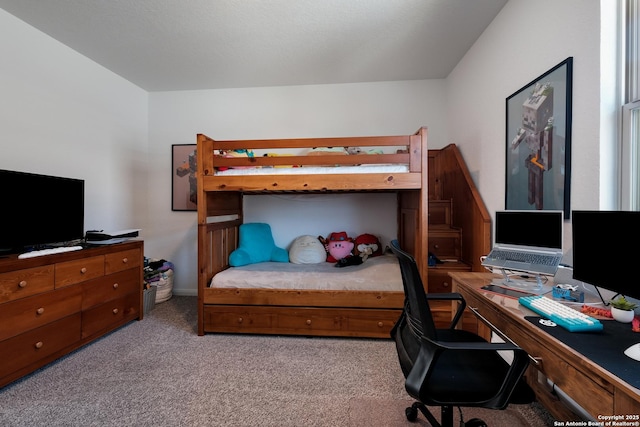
[210,253,403,292]
[214,164,409,176]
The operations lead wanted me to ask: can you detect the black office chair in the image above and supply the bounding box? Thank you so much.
[389,240,534,427]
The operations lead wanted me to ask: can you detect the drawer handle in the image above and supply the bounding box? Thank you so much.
[443,281,449,288]
[238,317,243,323]
[434,244,440,249]
[377,322,384,328]
[80,267,87,274]
[306,319,312,325]
[122,258,128,264]
[112,308,119,315]
[35,341,43,349]
[36,307,45,315]
[18,280,27,288]
[113,283,119,289]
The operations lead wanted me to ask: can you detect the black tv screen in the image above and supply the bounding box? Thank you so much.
[0,169,84,254]
[572,210,640,301]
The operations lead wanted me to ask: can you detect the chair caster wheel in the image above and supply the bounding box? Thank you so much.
[465,417,487,427]
[405,406,418,422]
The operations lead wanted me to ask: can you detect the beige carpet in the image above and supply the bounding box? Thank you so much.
[0,296,555,427]
[348,397,552,427]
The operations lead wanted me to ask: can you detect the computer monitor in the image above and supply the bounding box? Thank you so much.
[485,210,563,293]
[495,210,563,251]
[572,210,640,303]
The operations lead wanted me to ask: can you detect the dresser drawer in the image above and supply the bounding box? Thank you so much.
[105,248,141,274]
[0,265,55,303]
[0,285,82,341]
[82,269,140,310]
[0,314,81,380]
[82,292,140,339]
[55,256,105,288]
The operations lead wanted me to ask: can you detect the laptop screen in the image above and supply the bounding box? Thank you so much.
[495,210,563,250]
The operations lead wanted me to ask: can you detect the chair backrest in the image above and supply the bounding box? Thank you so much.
[389,240,437,341]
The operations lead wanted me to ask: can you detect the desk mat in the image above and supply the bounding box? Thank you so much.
[525,316,640,390]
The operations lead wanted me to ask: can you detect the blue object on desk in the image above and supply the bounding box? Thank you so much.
[552,285,584,302]
[519,295,603,332]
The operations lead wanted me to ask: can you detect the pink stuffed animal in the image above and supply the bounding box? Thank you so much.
[319,231,355,263]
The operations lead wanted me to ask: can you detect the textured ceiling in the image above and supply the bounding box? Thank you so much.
[0,0,507,92]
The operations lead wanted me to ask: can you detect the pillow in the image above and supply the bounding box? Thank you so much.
[229,223,289,267]
[289,235,326,264]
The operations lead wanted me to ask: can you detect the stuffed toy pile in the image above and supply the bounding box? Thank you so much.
[319,231,383,267]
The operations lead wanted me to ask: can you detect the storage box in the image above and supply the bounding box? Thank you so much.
[143,285,157,314]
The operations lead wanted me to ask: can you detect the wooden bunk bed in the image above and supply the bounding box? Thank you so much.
[196,127,490,338]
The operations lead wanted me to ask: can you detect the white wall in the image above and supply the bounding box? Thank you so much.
[147,81,447,294]
[0,9,149,235]
[446,0,607,263]
[2,1,615,296]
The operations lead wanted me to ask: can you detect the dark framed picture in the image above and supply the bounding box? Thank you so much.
[172,144,197,211]
[505,57,573,219]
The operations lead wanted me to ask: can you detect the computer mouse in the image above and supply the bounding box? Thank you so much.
[624,343,640,361]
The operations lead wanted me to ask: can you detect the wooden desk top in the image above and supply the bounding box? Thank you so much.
[449,272,640,419]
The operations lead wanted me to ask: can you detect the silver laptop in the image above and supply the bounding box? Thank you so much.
[482,210,563,276]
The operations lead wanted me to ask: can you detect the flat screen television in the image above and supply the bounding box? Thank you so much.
[0,169,85,254]
[572,210,640,302]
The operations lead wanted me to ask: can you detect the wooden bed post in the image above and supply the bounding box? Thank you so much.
[416,127,430,285]
[196,134,212,336]
[397,127,429,286]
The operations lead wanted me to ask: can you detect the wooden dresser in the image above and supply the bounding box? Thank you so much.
[0,240,143,388]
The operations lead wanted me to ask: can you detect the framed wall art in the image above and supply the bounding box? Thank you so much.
[172,144,197,211]
[505,57,573,219]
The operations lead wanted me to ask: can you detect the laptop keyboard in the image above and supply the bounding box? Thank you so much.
[489,250,561,266]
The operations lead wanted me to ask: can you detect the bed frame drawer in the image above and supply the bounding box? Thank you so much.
[203,305,401,338]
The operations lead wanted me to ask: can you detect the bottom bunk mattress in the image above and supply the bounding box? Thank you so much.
[209,253,403,291]
[203,254,405,337]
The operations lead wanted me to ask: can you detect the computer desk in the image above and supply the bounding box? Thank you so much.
[449,272,640,421]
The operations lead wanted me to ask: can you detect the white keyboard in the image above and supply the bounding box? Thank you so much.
[18,246,83,259]
[519,295,603,332]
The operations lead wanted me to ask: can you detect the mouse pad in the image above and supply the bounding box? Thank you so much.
[525,316,640,389]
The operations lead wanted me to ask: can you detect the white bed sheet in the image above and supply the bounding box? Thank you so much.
[210,254,403,292]
[214,164,409,176]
